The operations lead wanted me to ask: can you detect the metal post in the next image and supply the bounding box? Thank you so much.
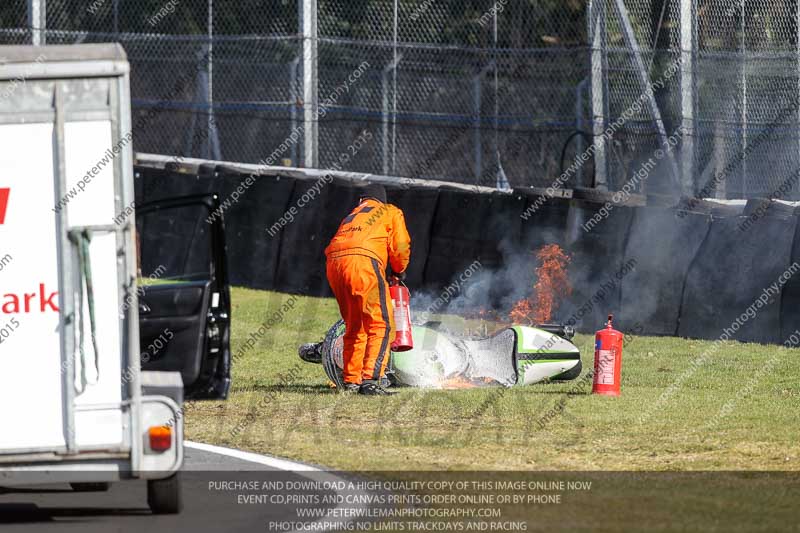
[185,48,207,158]
[472,62,494,182]
[382,69,389,175]
[492,7,500,187]
[740,0,747,198]
[299,0,319,168]
[472,72,482,180]
[206,0,212,160]
[589,0,609,189]
[27,0,45,46]
[289,57,300,166]
[53,83,75,452]
[382,55,402,175]
[575,78,589,186]
[113,0,119,35]
[391,0,398,174]
[206,0,221,160]
[679,0,696,196]
[382,65,391,175]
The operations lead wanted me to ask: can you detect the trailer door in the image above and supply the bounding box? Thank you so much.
[0,121,67,452]
[0,46,137,458]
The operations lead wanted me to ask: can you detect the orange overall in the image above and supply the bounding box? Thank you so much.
[325,198,411,385]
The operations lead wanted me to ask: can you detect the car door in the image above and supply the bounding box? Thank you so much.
[135,193,231,399]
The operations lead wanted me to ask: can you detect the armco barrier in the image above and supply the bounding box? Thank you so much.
[619,204,712,336]
[678,201,795,344]
[133,161,800,345]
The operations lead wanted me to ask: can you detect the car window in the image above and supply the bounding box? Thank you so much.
[136,203,212,283]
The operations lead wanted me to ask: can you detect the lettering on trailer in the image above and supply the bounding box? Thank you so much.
[0,188,59,313]
[1,284,59,314]
[0,188,8,224]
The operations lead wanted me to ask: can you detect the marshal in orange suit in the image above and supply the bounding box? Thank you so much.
[325,183,411,396]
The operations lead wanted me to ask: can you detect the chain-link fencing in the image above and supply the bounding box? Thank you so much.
[4,1,799,197]
[591,0,800,199]
[0,0,590,190]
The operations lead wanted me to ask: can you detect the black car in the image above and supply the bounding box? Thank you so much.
[136,194,231,399]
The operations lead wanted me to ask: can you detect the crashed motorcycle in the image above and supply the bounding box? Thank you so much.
[299,320,583,389]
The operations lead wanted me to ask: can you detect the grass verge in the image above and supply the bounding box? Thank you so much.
[184,287,800,472]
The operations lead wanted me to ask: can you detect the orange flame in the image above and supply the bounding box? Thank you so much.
[440,376,496,389]
[440,376,479,389]
[509,244,571,325]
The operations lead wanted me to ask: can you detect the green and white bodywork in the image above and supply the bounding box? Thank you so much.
[306,320,582,389]
[511,325,582,386]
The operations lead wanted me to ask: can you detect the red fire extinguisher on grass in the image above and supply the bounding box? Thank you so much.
[389,276,413,352]
[593,314,623,396]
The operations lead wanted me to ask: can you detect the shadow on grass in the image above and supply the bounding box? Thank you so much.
[243,383,337,394]
[229,381,595,398]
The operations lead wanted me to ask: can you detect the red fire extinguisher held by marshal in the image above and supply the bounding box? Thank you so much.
[388,275,414,352]
[593,314,623,396]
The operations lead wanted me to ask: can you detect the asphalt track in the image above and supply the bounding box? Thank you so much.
[0,442,356,533]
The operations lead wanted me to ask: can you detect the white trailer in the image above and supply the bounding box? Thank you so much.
[0,44,184,514]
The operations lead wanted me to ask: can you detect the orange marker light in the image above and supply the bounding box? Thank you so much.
[148,426,172,452]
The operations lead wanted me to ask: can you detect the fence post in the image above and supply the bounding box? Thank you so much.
[289,56,301,167]
[382,54,402,176]
[206,0,221,161]
[472,61,495,183]
[589,0,609,190]
[299,0,319,168]
[575,78,589,186]
[27,0,45,45]
[382,64,392,175]
[679,0,696,196]
[492,7,500,186]
[391,0,398,174]
[113,0,119,34]
[472,71,482,181]
[739,0,747,198]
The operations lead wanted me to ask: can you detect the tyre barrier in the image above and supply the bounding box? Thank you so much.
[678,200,795,344]
[218,168,295,290]
[386,185,439,289]
[134,166,800,344]
[619,205,711,336]
[561,197,635,332]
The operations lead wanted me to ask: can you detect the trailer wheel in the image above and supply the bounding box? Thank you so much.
[70,482,111,492]
[147,473,182,514]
